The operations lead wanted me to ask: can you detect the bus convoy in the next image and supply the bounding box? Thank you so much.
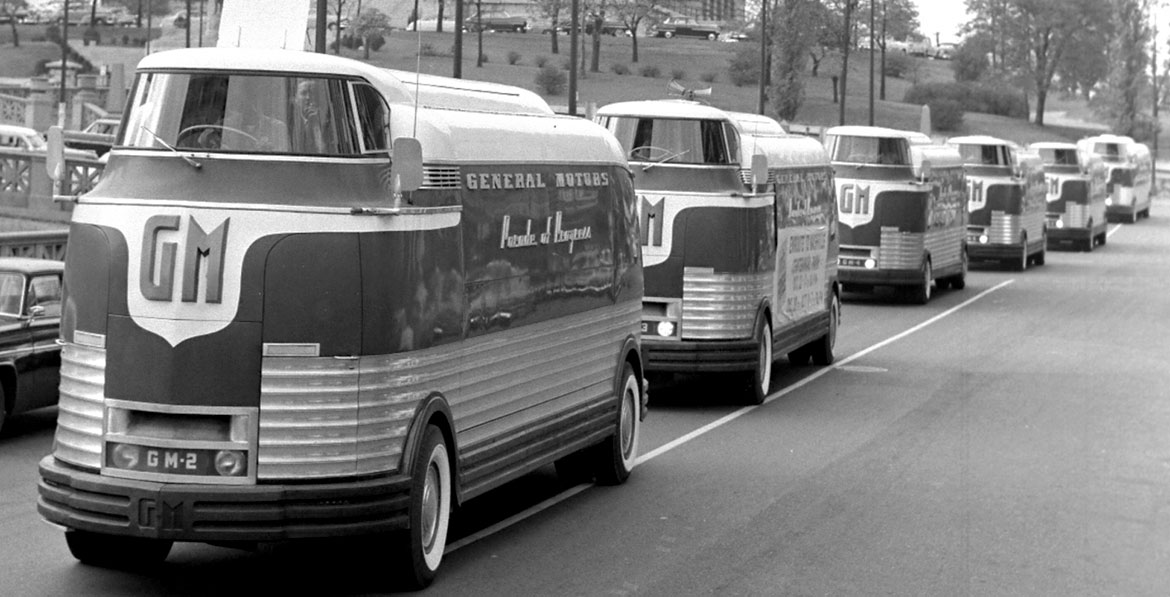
[595,101,839,404]
[948,135,1049,271]
[22,46,1153,587]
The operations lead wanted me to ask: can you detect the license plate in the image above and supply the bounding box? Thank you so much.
[106,444,220,476]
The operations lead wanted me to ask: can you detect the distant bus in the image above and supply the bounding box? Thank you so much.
[1030,141,1108,252]
[948,135,1048,270]
[1078,134,1152,223]
[596,101,839,404]
[825,126,967,304]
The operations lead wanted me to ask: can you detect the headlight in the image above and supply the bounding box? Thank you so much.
[656,321,675,337]
[110,443,140,469]
[979,234,989,244]
[1105,197,1113,206]
[1055,220,1064,229]
[214,450,247,476]
[864,258,876,269]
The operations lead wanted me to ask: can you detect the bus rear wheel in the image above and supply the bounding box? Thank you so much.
[65,531,172,569]
[811,293,839,366]
[399,425,451,590]
[593,364,641,485]
[744,319,773,404]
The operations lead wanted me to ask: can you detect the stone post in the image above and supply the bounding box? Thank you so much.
[105,63,126,114]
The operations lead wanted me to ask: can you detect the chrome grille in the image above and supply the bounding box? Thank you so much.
[53,343,105,471]
[924,226,965,270]
[421,166,462,189]
[878,227,924,270]
[990,211,1020,244]
[682,268,772,340]
[1063,204,1091,228]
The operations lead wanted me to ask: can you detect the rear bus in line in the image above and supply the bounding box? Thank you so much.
[948,135,1048,270]
[37,47,644,589]
[824,126,967,304]
[1029,141,1108,252]
[1078,134,1152,223]
[595,101,839,404]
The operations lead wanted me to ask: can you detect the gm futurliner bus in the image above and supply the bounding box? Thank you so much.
[595,101,839,405]
[1029,141,1108,252]
[825,126,967,304]
[38,48,645,589]
[948,135,1048,270]
[1078,133,1152,224]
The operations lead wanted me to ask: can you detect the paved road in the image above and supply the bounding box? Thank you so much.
[3,201,1169,595]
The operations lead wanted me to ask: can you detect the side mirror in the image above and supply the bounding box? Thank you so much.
[751,153,768,188]
[390,137,423,193]
[46,126,65,182]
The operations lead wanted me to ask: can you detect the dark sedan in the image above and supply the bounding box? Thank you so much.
[0,258,64,434]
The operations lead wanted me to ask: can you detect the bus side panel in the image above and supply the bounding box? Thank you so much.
[774,166,836,331]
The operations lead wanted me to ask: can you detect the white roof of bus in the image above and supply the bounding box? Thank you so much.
[725,111,787,136]
[135,48,554,115]
[824,125,920,139]
[741,134,829,168]
[596,100,732,120]
[947,135,1010,146]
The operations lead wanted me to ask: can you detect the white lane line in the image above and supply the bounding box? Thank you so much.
[1106,223,1123,238]
[445,278,1015,555]
[637,278,1015,465]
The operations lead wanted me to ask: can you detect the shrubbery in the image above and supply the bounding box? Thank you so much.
[727,44,760,87]
[929,99,965,131]
[639,65,661,78]
[671,69,686,80]
[611,63,630,75]
[882,52,912,78]
[534,55,549,68]
[904,81,1027,120]
[507,51,522,65]
[700,72,718,84]
[535,65,567,95]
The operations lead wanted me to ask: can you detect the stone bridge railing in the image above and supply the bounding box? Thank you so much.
[0,148,102,225]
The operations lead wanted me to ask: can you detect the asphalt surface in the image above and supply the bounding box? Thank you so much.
[2,200,1169,596]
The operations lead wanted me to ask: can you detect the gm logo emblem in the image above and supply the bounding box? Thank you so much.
[141,215,230,303]
[639,196,665,248]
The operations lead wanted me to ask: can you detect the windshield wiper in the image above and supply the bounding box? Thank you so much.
[642,149,690,172]
[141,126,202,170]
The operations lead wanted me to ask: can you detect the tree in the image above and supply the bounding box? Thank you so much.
[353,7,391,59]
[769,0,818,121]
[1096,0,1153,138]
[609,0,663,63]
[829,0,861,125]
[1,0,27,47]
[965,0,1111,126]
[534,0,569,54]
[876,0,918,100]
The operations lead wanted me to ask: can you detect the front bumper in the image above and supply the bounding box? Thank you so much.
[967,242,1024,261]
[38,456,411,543]
[1046,226,1092,245]
[643,337,758,373]
[839,267,922,287]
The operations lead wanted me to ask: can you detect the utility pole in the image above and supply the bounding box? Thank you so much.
[185,0,191,48]
[59,0,68,128]
[315,0,327,53]
[757,0,767,114]
[569,0,579,115]
[454,0,464,77]
[868,0,874,125]
[1153,8,1159,187]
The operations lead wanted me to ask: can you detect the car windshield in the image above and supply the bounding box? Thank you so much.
[0,272,25,316]
[957,144,1009,166]
[1036,147,1078,166]
[121,72,388,156]
[600,116,738,165]
[828,135,908,165]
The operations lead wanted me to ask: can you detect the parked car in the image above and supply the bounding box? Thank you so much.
[0,124,95,159]
[0,258,65,435]
[464,11,528,32]
[933,42,957,60]
[62,118,119,157]
[542,18,628,36]
[650,16,722,40]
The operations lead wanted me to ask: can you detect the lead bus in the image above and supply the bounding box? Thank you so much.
[824,126,967,304]
[1029,141,1108,252]
[947,135,1048,270]
[38,47,645,588]
[1078,134,1152,223]
[594,101,839,405]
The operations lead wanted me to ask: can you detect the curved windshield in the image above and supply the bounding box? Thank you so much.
[122,72,378,156]
[600,116,738,165]
[957,143,1009,166]
[1036,147,1078,166]
[828,135,908,165]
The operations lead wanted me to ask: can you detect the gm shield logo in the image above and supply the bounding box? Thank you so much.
[837,183,874,228]
[141,215,229,303]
